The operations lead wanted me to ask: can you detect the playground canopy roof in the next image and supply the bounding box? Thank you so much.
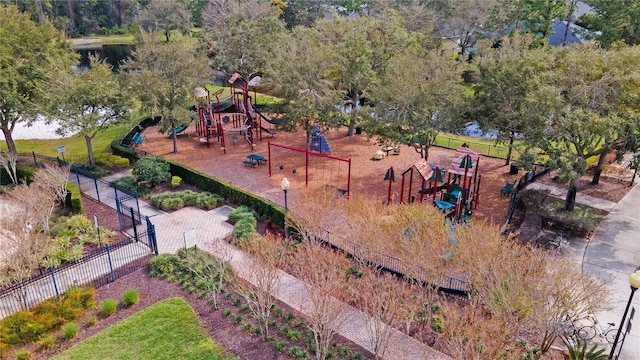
[448,147,481,176]
[414,159,445,182]
[412,147,481,181]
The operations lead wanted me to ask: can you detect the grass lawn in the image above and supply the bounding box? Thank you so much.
[0,125,130,164]
[52,298,236,360]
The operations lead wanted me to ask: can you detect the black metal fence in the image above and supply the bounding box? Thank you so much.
[504,167,551,227]
[1,152,158,319]
[319,229,470,295]
[0,232,155,319]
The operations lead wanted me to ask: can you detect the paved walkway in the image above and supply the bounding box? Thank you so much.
[527,183,617,212]
[150,207,451,360]
[528,181,639,359]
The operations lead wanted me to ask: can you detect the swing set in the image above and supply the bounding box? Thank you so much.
[267,141,351,198]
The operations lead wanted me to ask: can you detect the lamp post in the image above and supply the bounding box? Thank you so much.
[281,177,290,238]
[609,269,640,359]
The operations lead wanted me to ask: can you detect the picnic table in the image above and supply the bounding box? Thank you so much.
[246,154,267,165]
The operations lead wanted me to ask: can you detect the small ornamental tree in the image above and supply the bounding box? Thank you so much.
[131,156,170,186]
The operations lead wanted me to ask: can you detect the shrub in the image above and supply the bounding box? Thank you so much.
[62,322,78,341]
[159,197,185,211]
[227,205,256,224]
[195,192,222,209]
[38,335,56,350]
[95,153,130,168]
[149,254,179,277]
[65,182,82,214]
[171,175,182,187]
[234,315,243,324]
[132,156,170,185]
[14,349,31,360]
[113,176,150,196]
[122,289,139,307]
[86,315,97,327]
[100,299,118,317]
[223,309,232,318]
[232,217,257,242]
[276,341,287,352]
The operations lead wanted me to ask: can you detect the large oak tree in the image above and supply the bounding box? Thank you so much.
[0,5,76,155]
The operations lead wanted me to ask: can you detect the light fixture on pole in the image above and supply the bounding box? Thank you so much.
[609,269,640,359]
[281,177,290,238]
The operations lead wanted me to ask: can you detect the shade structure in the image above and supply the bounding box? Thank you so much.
[414,159,446,182]
[449,147,481,176]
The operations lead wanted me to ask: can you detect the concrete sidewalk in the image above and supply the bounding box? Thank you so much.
[70,171,164,219]
[149,207,452,360]
[528,181,640,358]
[527,182,617,212]
[583,184,640,359]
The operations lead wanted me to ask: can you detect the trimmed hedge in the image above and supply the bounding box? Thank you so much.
[65,182,83,214]
[110,139,137,163]
[168,161,285,228]
[1,166,38,185]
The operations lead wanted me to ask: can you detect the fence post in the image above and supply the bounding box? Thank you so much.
[49,267,60,299]
[145,216,158,255]
[106,244,115,282]
[74,167,81,191]
[131,207,138,241]
[93,175,100,203]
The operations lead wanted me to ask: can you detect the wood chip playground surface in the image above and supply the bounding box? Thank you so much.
[136,123,517,226]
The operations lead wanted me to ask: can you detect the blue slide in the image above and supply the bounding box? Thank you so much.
[168,123,189,137]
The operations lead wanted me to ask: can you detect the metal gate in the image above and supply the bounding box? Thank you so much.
[114,185,142,231]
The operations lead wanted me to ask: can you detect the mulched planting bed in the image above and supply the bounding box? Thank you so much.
[26,267,373,360]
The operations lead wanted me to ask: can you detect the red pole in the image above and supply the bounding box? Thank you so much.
[387,166,393,205]
[420,178,426,203]
[408,169,413,203]
[400,173,405,204]
[462,155,470,218]
[347,158,351,199]
[268,141,272,177]
[305,148,309,188]
[433,166,439,203]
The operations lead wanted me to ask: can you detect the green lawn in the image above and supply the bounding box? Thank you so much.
[0,125,130,164]
[52,298,236,360]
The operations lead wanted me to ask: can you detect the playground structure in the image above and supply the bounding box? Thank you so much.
[193,73,281,153]
[268,141,351,198]
[310,125,332,153]
[399,147,482,220]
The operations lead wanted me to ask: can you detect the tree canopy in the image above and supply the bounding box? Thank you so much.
[0,5,77,155]
[124,31,210,154]
[51,56,132,166]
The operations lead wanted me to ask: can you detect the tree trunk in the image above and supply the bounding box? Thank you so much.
[1,126,17,155]
[346,94,359,137]
[85,135,95,166]
[565,178,578,212]
[591,151,608,185]
[172,128,178,153]
[165,31,170,42]
[505,132,515,165]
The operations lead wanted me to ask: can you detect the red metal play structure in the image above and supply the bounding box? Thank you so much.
[267,141,351,198]
[399,147,482,220]
[193,73,278,153]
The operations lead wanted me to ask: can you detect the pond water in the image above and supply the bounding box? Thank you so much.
[74,43,134,72]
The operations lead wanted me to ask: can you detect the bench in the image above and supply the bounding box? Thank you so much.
[501,180,516,196]
[132,132,146,145]
[243,160,257,168]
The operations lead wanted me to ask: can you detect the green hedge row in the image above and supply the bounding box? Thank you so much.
[0,166,38,185]
[168,161,285,228]
[65,182,83,214]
